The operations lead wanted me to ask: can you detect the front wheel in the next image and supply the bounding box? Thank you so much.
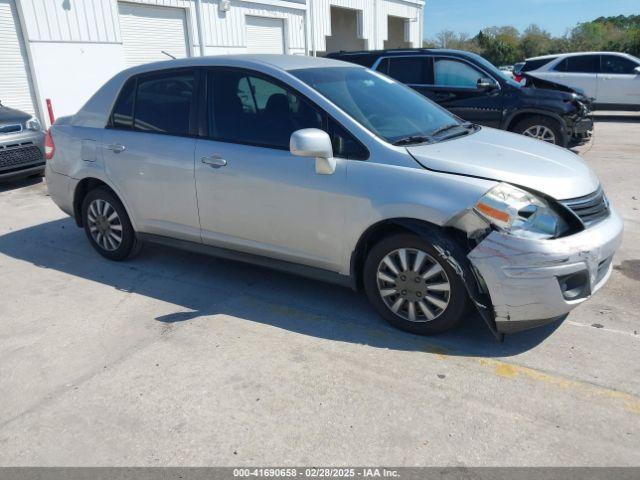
[363,233,468,335]
[512,115,566,147]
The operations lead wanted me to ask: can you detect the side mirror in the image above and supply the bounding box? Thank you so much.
[477,78,496,90]
[290,128,336,175]
[634,66,640,75]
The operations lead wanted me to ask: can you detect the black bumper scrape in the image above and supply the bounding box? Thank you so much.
[392,219,502,341]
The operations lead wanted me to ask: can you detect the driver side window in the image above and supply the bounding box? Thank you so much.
[208,69,323,149]
[434,59,483,88]
[207,69,368,159]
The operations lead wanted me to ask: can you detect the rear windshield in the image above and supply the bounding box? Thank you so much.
[521,57,558,72]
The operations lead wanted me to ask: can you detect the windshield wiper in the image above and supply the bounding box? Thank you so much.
[392,135,432,146]
[393,123,476,146]
[429,123,460,137]
[430,122,474,137]
[430,122,476,141]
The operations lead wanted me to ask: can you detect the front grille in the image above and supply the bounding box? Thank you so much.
[561,188,609,226]
[0,144,43,171]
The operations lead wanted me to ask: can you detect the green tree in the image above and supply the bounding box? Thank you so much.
[520,24,552,58]
[423,15,640,66]
[475,27,520,65]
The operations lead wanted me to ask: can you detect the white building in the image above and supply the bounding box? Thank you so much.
[1,0,424,124]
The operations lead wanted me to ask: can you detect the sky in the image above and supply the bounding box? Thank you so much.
[423,0,640,39]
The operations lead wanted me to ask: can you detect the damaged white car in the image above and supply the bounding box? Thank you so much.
[45,55,623,338]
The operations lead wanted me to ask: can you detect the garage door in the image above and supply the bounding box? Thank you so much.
[0,0,37,116]
[118,2,190,68]
[246,16,285,54]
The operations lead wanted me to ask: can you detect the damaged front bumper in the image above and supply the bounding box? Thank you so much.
[569,117,594,144]
[468,208,623,334]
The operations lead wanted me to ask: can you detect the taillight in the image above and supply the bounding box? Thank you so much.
[514,74,523,83]
[44,129,55,160]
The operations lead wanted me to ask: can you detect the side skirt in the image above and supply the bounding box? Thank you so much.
[138,233,356,290]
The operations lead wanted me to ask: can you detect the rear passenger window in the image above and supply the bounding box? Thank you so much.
[386,57,429,84]
[133,71,195,136]
[208,69,323,149]
[556,55,599,73]
[111,78,136,129]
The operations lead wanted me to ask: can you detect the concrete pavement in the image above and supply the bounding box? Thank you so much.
[0,113,638,466]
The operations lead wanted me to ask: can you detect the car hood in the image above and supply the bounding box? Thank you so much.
[521,73,588,98]
[406,127,599,200]
[0,105,30,124]
[518,84,583,103]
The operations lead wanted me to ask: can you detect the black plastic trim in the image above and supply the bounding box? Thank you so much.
[138,233,356,290]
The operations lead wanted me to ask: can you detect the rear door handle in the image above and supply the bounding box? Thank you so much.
[106,143,126,153]
[201,155,227,168]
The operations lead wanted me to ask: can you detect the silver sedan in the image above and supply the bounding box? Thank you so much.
[45,55,622,338]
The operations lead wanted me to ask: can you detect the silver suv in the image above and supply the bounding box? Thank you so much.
[0,103,45,181]
[46,55,623,338]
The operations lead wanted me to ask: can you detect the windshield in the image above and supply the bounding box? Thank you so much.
[291,67,462,145]
[465,52,523,88]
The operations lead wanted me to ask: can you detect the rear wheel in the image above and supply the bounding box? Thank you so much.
[512,115,565,146]
[363,233,468,335]
[81,188,139,261]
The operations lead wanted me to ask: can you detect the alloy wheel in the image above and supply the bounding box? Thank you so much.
[376,248,451,323]
[523,125,556,143]
[87,199,123,252]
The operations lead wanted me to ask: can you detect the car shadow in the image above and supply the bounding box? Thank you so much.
[0,175,43,193]
[0,217,563,358]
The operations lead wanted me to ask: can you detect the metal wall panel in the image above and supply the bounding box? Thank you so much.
[18,0,307,50]
[377,0,421,49]
[0,0,37,115]
[200,0,306,52]
[246,15,285,53]
[16,0,422,54]
[118,1,190,66]
[310,0,421,52]
[19,0,121,42]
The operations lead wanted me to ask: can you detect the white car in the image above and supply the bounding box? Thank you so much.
[517,52,640,110]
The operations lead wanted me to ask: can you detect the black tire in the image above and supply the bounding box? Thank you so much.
[512,115,566,147]
[363,233,469,335]
[81,187,139,261]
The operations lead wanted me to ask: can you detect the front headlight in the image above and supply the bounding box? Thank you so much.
[474,183,569,239]
[25,116,42,131]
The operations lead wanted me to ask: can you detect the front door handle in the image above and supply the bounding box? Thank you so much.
[201,155,227,168]
[106,143,126,153]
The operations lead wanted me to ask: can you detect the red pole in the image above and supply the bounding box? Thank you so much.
[46,98,55,125]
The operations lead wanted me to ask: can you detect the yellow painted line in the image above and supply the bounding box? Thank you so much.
[252,297,640,415]
[474,357,640,414]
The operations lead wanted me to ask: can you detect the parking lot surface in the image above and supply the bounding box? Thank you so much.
[0,113,639,466]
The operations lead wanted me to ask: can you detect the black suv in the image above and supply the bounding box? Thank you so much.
[328,49,593,147]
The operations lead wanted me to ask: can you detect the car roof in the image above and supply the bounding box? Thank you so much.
[120,54,355,77]
[525,51,635,62]
[330,48,473,58]
[70,54,362,129]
